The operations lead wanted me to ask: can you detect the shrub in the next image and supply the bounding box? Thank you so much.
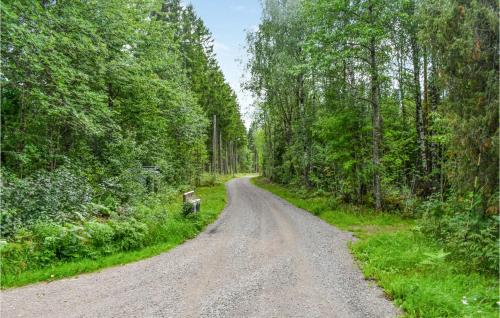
[0,208,23,239]
[84,221,114,249]
[0,241,32,275]
[1,167,93,237]
[98,168,145,205]
[419,193,499,273]
[109,219,148,251]
[31,223,90,263]
[326,196,340,210]
[199,174,217,187]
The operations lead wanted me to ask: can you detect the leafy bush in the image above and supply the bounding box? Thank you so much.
[419,193,499,273]
[0,241,32,275]
[1,218,151,276]
[32,223,90,263]
[109,219,148,251]
[98,167,146,205]
[326,196,340,210]
[1,167,93,237]
[199,174,217,187]
[84,221,114,250]
[182,202,195,216]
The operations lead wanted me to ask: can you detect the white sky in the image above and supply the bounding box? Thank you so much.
[187,0,262,128]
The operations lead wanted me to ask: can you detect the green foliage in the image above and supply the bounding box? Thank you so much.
[1,167,93,237]
[0,0,247,248]
[84,221,114,250]
[182,202,195,216]
[108,219,148,251]
[419,194,499,273]
[352,232,499,318]
[199,173,218,187]
[419,0,498,205]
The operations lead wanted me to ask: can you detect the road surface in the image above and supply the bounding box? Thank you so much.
[2,177,400,318]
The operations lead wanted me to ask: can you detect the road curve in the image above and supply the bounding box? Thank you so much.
[2,177,400,318]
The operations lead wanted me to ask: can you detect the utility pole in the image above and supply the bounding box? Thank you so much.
[212,114,217,175]
[225,141,229,175]
[235,152,238,174]
[254,149,258,173]
[232,142,237,175]
[229,141,234,175]
[219,131,223,174]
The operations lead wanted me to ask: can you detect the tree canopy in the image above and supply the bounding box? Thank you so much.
[1,0,247,235]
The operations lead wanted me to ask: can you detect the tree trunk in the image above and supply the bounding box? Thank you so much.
[369,29,383,210]
[423,48,430,173]
[429,54,441,184]
[397,32,406,123]
[297,75,311,188]
[411,37,429,186]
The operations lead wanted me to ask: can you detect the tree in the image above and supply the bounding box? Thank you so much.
[1,0,246,211]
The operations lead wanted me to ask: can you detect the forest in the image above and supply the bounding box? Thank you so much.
[1,0,248,281]
[246,0,498,274]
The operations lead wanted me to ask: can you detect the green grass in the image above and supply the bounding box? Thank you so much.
[252,176,499,318]
[1,175,233,289]
[1,241,180,289]
[352,232,499,318]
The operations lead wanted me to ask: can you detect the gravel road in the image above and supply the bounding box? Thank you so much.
[2,177,400,318]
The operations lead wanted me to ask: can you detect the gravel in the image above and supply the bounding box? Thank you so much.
[1,177,401,318]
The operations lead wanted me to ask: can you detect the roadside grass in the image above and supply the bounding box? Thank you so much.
[252,176,499,318]
[1,174,237,289]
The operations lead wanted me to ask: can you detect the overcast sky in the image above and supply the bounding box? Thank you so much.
[186,0,261,129]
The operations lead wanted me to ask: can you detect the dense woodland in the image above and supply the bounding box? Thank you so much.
[246,0,498,272]
[1,0,248,238]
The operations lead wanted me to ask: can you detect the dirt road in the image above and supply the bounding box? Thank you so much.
[2,177,399,318]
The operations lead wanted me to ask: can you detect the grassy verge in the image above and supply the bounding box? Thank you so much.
[252,177,499,318]
[1,175,236,289]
